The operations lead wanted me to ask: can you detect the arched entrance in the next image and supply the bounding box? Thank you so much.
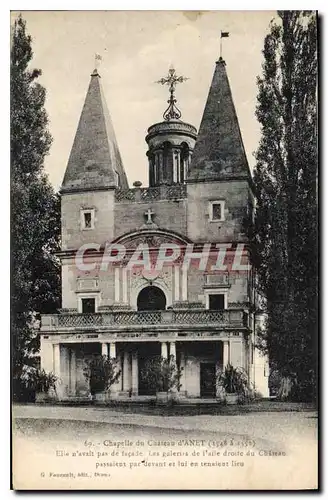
[137,286,166,311]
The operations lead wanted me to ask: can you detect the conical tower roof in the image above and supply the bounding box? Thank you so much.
[61,69,128,193]
[188,58,251,182]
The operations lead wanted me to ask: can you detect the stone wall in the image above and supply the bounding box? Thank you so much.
[61,256,115,310]
[114,199,188,240]
[61,190,115,250]
[185,266,249,305]
[61,254,249,311]
[186,180,250,243]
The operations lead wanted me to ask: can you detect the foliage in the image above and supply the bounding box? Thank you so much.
[246,11,317,402]
[83,355,121,395]
[11,14,61,399]
[140,355,183,393]
[20,366,57,393]
[218,364,248,396]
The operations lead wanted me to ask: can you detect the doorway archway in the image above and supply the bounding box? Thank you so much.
[137,286,166,311]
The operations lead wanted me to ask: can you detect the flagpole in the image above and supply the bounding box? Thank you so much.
[220,31,222,59]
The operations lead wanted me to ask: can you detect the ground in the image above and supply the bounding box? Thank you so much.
[12,403,318,490]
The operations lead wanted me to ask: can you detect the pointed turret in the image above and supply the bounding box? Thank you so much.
[188,58,251,182]
[61,68,128,193]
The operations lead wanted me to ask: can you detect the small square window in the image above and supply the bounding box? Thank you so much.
[81,209,95,230]
[84,212,92,228]
[209,294,225,310]
[82,298,95,313]
[210,201,225,221]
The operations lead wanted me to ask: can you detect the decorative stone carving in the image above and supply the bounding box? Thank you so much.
[115,184,187,203]
[77,277,99,291]
[58,308,78,314]
[123,234,176,249]
[204,273,230,287]
[228,301,250,309]
[130,267,172,292]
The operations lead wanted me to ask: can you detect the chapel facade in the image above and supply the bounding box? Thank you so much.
[40,57,269,400]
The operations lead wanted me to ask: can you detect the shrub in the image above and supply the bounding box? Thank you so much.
[217,364,248,396]
[140,355,183,393]
[20,367,57,394]
[83,355,121,395]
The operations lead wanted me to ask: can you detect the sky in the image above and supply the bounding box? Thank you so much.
[14,10,276,190]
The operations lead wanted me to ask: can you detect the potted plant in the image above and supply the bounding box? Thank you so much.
[218,364,248,405]
[21,367,58,402]
[83,354,121,403]
[140,355,183,405]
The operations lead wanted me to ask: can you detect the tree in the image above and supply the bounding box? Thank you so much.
[11,15,61,400]
[249,11,317,401]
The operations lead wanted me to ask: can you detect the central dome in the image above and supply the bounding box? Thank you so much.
[145,66,197,187]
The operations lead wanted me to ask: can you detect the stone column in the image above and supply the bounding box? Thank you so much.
[114,267,120,302]
[215,342,222,399]
[101,343,108,357]
[223,340,230,367]
[179,350,187,395]
[122,268,128,304]
[169,342,178,397]
[230,339,244,369]
[110,343,120,398]
[161,342,168,359]
[109,342,116,359]
[53,344,61,400]
[169,341,176,360]
[123,351,130,392]
[70,349,76,396]
[183,158,188,183]
[117,354,123,391]
[53,344,61,377]
[155,153,160,184]
[181,267,188,301]
[177,150,181,182]
[131,352,139,396]
[40,339,54,373]
[148,156,153,185]
[174,266,180,302]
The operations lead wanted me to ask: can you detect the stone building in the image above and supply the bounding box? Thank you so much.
[40,57,269,400]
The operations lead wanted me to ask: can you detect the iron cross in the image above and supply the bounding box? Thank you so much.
[156,66,189,120]
[156,66,188,94]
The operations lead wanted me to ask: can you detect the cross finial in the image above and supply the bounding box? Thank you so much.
[95,53,102,68]
[156,66,189,121]
[144,208,155,224]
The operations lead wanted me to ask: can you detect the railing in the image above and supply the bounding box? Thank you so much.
[41,309,248,331]
[115,184,187,203]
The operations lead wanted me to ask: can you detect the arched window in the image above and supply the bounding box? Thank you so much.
[180,142,190,183]
[162,141,173,183]
[137,286,167,311]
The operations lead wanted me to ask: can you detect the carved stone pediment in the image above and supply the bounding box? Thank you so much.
[112,229,191,251]
[124,234,171,249]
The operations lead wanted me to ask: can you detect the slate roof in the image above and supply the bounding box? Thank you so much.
[61,69,128,193]
[188,58,251,183]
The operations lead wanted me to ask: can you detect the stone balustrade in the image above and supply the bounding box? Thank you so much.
[41,308,248,331]
[115,183,187,203]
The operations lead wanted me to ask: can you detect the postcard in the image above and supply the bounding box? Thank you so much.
[11,10,318,490]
